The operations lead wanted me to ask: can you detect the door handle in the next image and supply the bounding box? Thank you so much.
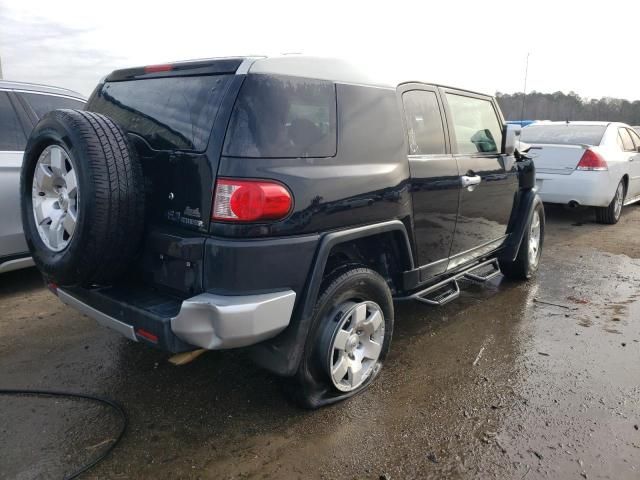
[461,175,482,188]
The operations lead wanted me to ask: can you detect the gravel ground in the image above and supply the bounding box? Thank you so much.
[1,204,639,479]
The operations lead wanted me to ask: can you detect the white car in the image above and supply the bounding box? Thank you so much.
[0,81,85,273]
[520,121,640,224]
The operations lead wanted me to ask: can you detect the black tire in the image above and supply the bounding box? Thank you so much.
[595,180,625,224]
[20,109,145,286]
[500,200,545,281]
[289,265,394,409]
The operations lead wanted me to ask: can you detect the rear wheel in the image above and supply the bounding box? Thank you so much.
[290,266,394,408]
[595,180,625,224]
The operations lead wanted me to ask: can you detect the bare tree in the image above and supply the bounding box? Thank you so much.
[496,91,640,125]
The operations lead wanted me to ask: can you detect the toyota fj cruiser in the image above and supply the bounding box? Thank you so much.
[21,56,543,407]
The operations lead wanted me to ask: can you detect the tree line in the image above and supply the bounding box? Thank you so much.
[496,91,640,126]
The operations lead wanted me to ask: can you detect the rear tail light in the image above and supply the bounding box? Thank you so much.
[212,178,293,222]
[576,149,608,171]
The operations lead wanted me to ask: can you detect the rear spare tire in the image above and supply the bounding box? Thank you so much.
[20,109,145,286]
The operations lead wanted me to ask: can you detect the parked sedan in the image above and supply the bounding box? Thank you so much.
[520,121,640,224]
[0,81,85,273]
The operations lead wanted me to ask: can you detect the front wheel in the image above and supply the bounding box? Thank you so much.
[500,201,545,280]
[289,266,394,408]
[595,180,625,224]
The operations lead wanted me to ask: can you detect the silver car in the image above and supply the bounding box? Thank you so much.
[0,81,85,273]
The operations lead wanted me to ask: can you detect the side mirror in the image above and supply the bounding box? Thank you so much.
[503,123,522,156]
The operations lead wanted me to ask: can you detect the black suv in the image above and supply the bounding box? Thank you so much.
[20,56,544,407]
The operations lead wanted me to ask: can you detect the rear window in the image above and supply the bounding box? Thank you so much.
[223,74,337,158]
[20,92,85,119]
[89,75,232,151]
[520,124,607,146]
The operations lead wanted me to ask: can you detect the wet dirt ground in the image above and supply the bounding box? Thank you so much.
[1,205,639,480]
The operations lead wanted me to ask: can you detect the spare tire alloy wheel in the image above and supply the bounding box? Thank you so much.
[32,145,79,252]
[327,301,385,392]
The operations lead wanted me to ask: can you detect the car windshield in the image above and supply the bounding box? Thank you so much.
[520,124,607,146]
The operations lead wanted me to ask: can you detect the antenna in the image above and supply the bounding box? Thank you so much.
[520,52,530,123]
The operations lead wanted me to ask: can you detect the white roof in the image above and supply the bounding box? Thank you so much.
[246,55,491,96]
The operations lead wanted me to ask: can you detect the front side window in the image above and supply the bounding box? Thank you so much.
[0,92,26,151]
[19,92,85,119]
[402,90,446,155]
[223,74,337,158]
[446,94,503,155]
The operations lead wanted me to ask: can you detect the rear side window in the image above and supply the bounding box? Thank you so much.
[628,128,640,148]
[520,124,607,146]
[223,74,337,158]
[446,94,503,154]
[402,90,446,155]
[89,75,232,151]
[19,92,85,119]
[618,128,635,151]
[0,92,26,150]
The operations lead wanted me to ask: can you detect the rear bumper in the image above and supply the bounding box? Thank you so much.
[536,171,615,207]
[170,290,296,349]
[58,286,296,352]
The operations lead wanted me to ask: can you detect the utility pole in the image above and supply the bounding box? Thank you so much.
[520,52,530,122]
[0,55,3,80]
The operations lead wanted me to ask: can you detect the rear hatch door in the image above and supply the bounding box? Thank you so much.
[85,59,244,296]
[86,59,244,233]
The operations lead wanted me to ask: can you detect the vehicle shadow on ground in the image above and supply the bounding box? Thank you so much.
[543,203,596,225]
[0,266,43,298]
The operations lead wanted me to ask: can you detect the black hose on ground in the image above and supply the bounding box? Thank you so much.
[0,388,127,479]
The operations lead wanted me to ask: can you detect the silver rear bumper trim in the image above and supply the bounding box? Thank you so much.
[171,290,296,350]
[58,289,138,342]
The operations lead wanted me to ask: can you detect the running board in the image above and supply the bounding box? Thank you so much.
[396,259,501,307]
[463,258,501,283]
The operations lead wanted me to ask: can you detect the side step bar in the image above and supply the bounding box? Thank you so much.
[396,259,501,307]
[624,194,640,206]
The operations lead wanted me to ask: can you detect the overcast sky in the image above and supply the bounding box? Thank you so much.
[1,0,639,100]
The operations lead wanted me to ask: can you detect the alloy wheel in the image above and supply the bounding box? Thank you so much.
[613,182,624,221]
[31,145,79,252]
[528,210,541,268]
[327,301,385,392]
